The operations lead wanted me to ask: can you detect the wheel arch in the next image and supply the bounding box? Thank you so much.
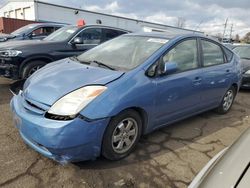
[19,55,54,77]
[112,107,149,135]
[231,83,238,93]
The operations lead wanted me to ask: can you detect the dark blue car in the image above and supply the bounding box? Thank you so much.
[0,23,64,42]
[11,33,242,163]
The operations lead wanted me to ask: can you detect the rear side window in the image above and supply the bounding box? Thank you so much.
[163,39,198,72]
[103,29,127,41]
[201,40,224,67]
[223,47,233,62]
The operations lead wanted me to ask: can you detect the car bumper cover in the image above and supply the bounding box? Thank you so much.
[0,58,19,79]
[10,94,110,163]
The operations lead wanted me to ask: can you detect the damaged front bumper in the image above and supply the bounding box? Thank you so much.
[10,93,110,163]
[0,57,19,79]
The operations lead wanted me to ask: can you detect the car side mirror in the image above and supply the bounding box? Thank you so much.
[161,61,178,75]
[72,37,83,45]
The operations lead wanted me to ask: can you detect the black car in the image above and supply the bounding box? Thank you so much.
[0,23,64,42]
[0,25,129,79]
[233,45,250,89]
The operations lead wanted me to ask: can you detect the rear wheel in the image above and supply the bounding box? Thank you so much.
[216,86,236,114]
[102,110,142,160]
[21,60,47,79]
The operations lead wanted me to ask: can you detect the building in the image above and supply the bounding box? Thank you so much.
[0,17,36,33]
[0,0,202,34]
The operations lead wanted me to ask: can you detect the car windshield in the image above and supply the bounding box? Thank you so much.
[233,46,250,59]
[43,26,78,42]
[77,35,169,71]
[11,24,35,35]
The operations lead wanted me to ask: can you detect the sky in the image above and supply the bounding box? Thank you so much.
[1,0,250,37]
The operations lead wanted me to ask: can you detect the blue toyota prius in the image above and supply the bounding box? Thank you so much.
[11,33,242,163]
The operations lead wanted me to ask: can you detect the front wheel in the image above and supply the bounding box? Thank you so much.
[21,61,47,79]
[102,110,142,160]
[216,86,236,114]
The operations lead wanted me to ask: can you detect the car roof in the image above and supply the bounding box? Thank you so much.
[125,32,210,40]
[77,24,131,33]
[26,23,66,27]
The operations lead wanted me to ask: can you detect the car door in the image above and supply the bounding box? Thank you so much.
[199,39,232,108]
[154,38,203,127]
[67,28,102,57]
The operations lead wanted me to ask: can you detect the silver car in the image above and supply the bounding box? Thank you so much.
[189,127,250,188]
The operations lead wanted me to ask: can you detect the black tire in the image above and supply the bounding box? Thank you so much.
[216,86,236,114]
[102,110,142,160]
[21,60,47,79]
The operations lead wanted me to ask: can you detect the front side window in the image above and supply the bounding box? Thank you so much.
[103,29,126,41]
[31,27,55,37]
[202,40,224,67]
[76,28,102,45]
[41,27,55,35]
[163,39,198,72]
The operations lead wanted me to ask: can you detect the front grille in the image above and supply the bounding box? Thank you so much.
[0,51,7,57]
[25,100,45,112]
[22,97,48,115]
[45,113,74,121]
[0,59,5,65]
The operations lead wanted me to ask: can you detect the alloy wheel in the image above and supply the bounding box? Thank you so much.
[28,66,41,77]
[112,117,138,154]
[222,90,234,111]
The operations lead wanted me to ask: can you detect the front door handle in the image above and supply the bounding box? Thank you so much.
[193,77,202,85]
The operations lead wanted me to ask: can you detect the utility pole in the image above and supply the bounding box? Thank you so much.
[229,24,233,41]
[222,18,228,40]
[177,17,186,28]
[195,20,203,31]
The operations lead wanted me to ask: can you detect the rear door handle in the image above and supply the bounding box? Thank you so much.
[226,69,230,73]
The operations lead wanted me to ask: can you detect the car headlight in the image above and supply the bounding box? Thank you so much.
[245,70,250,75]
[0,50,22,57]
[48,86,107,116]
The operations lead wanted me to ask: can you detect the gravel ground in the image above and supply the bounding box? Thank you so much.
[0,77,250,188]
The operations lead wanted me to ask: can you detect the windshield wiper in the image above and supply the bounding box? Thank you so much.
[70,57,115,70]
[70,56,90,65]
[241,57,250,60]
[90,60,115,70]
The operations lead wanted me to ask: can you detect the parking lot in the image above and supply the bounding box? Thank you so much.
[0,77,250,188]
